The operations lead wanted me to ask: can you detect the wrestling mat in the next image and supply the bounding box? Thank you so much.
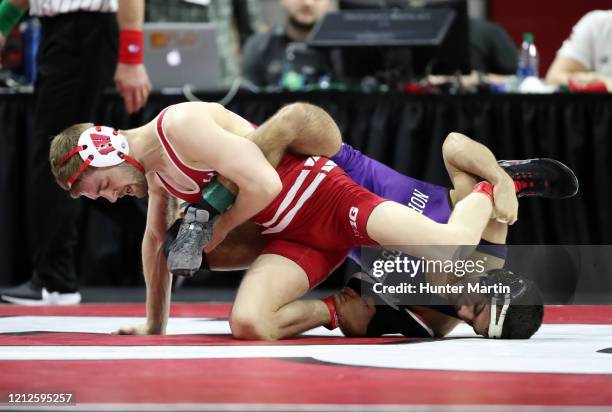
[0,303,611,411]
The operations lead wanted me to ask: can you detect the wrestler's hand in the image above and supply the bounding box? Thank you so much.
[112,324,162,335]
[569,72,604,85]
[336,287,376,337]
[114,63,152,114]
[492,173,518,225]
[203,218,229,253]
[0,33,5,50]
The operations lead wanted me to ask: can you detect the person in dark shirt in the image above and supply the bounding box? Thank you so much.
[241,0,332,89]
[469,18,518,75]
[429,18,518,88]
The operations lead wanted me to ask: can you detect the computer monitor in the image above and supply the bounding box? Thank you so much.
[308,8,456,48]
[310,0,470,82]
[340,0,425,9]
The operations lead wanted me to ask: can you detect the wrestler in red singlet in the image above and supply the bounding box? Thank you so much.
[155,107,387,287]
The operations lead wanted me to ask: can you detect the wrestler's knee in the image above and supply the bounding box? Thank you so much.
[229,309,280,341]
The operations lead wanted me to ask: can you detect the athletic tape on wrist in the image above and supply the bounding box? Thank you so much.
[0,1,26,36]
[322,296,339,330]
[472,181,495,203]
[202,178,236,213]
[119,29,144,64]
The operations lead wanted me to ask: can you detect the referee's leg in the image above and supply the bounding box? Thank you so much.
[27,13,119,296]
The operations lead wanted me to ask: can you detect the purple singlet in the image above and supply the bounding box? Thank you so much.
[331,144,453,264]
[331,144,452,223]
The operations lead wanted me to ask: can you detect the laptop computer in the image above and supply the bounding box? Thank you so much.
[143,22,222,91]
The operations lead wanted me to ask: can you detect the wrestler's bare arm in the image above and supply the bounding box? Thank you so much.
[115,180,173,335]
[443,132,517,224]
[163,102,282,242]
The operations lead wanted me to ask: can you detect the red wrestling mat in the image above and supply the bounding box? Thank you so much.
[0,303,611,411]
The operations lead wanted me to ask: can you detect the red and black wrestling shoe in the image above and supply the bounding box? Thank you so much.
[498,158,579,199]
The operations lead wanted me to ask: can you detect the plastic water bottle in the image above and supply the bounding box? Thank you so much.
[517,32,539,80]
[23,18,41,84]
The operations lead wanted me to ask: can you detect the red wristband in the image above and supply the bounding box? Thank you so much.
[568,79,607,93]
[472,181,494,203]
[322,296,339,330]
[119,29,144,64]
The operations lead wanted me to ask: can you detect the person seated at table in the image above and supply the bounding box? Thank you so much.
[240,0,336,89]
[470,18,518,76]
[546,10,612,91]
[427,18,517,89]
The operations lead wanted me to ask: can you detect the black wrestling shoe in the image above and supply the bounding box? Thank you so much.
[167,207,214,277]
[498,158,579,199]
[0,281,81,306]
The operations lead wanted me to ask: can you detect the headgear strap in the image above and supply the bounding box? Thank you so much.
[488,293,511,339]
[58,126,145,189]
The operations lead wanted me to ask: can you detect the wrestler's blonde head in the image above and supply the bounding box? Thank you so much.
[49,123,93,197]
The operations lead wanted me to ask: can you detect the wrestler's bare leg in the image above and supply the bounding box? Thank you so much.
[248,103,342,167]
[210,188,495,281]
[226,190,495,340]
[229,254,330,340]
[366,191,493,259]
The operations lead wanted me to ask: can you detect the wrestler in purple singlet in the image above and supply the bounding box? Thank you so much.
[331,144,452,223]
[332,143,507,265]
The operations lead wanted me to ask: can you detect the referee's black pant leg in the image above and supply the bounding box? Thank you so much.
[28,13,118,293]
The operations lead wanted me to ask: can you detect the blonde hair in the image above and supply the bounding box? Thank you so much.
[49,123,93,197]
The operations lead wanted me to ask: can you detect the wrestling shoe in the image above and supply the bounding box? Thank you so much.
[498,158,579,199]
[167,207,214,277]
[0,281,81,305]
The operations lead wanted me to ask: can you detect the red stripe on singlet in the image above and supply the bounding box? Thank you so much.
[251,155,335,229]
